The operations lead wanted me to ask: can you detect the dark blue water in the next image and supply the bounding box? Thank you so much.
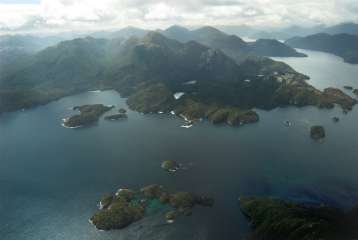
[1,49,358,240]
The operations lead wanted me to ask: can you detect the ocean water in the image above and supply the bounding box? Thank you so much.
[1,49,358,240]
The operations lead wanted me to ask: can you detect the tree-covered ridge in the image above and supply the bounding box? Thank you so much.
[286,33,358,64]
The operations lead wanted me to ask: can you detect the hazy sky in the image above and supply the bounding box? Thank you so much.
[1,0,358,34]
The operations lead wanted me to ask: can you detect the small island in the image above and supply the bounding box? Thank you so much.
[118,108,127,114]
[104,113,127,121]
[344,86,354,90]
[239,196,358,240]
[354,89,358,97]
[62,104,114,128]
[161,160,180,172]
[90,185,214,230]
[310,126,326,140]
[332,117,340,123]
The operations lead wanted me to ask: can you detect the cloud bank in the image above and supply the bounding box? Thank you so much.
[1,0,358,34]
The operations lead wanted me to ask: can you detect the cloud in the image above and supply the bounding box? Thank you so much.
[0,0,358,34]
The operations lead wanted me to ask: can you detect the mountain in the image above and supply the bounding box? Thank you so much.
[0,32,355,126]
[244,22,358,40]
[0,35,63,53]
[0,37,108,113]
[249,25,325,40]
[285,33,358,64]
[217,25,257,38]
[162,26,306,62]
[248,39,306,57]
[0,35,65,81]
[108,27,148,40]
[324,23,358,35]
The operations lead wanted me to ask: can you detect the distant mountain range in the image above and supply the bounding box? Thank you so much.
[1,30,355,126]
[218,22,358,40]
[161,26,306,61]
[0,25,305,93]
[286,33,358,64]
[0,35,64,53]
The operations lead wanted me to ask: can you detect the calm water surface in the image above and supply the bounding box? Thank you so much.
[1,49,358,240]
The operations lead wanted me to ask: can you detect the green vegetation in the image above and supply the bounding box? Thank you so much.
[91,197,145,230]
[90,185,214,230]
[161,160,180,172]
[126,83,175,114]
[240,196,358,240]
[165,211,177,222]
[63,104,113,128]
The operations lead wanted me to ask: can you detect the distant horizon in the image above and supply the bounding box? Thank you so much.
[1,21,358,37]
[1,0,358,36]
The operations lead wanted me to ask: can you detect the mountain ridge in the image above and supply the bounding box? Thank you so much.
[162,26,306,61]
[285,33,358,64]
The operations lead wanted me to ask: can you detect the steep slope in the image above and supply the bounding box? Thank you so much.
[286,33,358,64]
[249,39,306,57]
[0,37,108,112]
[104,31,245,95]
[162,26,306,62]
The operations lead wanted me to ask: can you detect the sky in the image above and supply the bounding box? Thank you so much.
[0,0,358,34]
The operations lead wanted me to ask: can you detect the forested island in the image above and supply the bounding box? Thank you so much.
[90,185,214,230]
[63,104,113,128]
